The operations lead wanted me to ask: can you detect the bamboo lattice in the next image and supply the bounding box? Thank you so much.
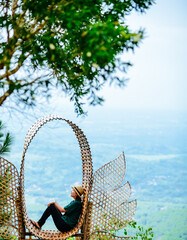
[0,156,20,240]
[88,152,137,239]
[19,115,93,240]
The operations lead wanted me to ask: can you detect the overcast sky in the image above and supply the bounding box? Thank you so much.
[96,0,187,112]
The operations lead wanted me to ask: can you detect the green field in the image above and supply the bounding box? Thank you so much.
[135,201,187,240]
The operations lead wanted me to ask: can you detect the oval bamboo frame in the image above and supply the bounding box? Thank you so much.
[20,115,93,239]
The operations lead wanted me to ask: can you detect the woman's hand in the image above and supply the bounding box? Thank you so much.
[47,201,66,212]
[47,201,55,207]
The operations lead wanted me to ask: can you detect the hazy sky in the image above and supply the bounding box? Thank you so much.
[45,0,187,119]
[98,0,187,111]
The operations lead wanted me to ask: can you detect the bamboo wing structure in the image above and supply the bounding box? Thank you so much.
[87,152,137,239]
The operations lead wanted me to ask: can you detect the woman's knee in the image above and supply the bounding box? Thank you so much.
[50,203,60,214]
[49,203,56,210]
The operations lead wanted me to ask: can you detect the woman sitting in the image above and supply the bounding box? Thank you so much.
[31,185,84,233]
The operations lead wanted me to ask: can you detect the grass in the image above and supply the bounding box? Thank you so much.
[135,201,187,240]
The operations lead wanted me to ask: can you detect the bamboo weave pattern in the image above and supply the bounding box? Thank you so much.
[19,115,93,240]
[88,152,137,239]
[0,156,20,240]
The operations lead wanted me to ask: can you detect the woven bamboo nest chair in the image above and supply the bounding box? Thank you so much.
[0,115,137,240]
[19,115,93,240]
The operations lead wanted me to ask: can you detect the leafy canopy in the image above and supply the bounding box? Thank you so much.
[0,0,154,114]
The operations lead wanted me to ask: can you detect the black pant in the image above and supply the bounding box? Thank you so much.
[38,203,72,233]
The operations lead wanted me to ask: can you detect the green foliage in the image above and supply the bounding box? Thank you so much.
[126,221,154,240]
[0,167,14,240]
[136,201,187,240]
[91,217,154,239]
[0,120,13,155]
[0,0,154,114]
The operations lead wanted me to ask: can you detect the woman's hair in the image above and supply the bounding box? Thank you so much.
[76,195,81,200]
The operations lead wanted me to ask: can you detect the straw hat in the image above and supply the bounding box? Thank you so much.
[72,185,84,198]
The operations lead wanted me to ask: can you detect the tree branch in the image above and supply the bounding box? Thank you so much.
[11,0,18,16]
[15,20,46,49]
[0,74,50,107]
[0,53,31,80]
[20,74,50,88]
[0,15,46,71]
[31,20,47,35]
[6,0,10,43]
[0,89,13,107]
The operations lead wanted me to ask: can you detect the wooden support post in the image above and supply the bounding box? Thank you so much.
[16,187,26,240]
[81,201,93,240]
